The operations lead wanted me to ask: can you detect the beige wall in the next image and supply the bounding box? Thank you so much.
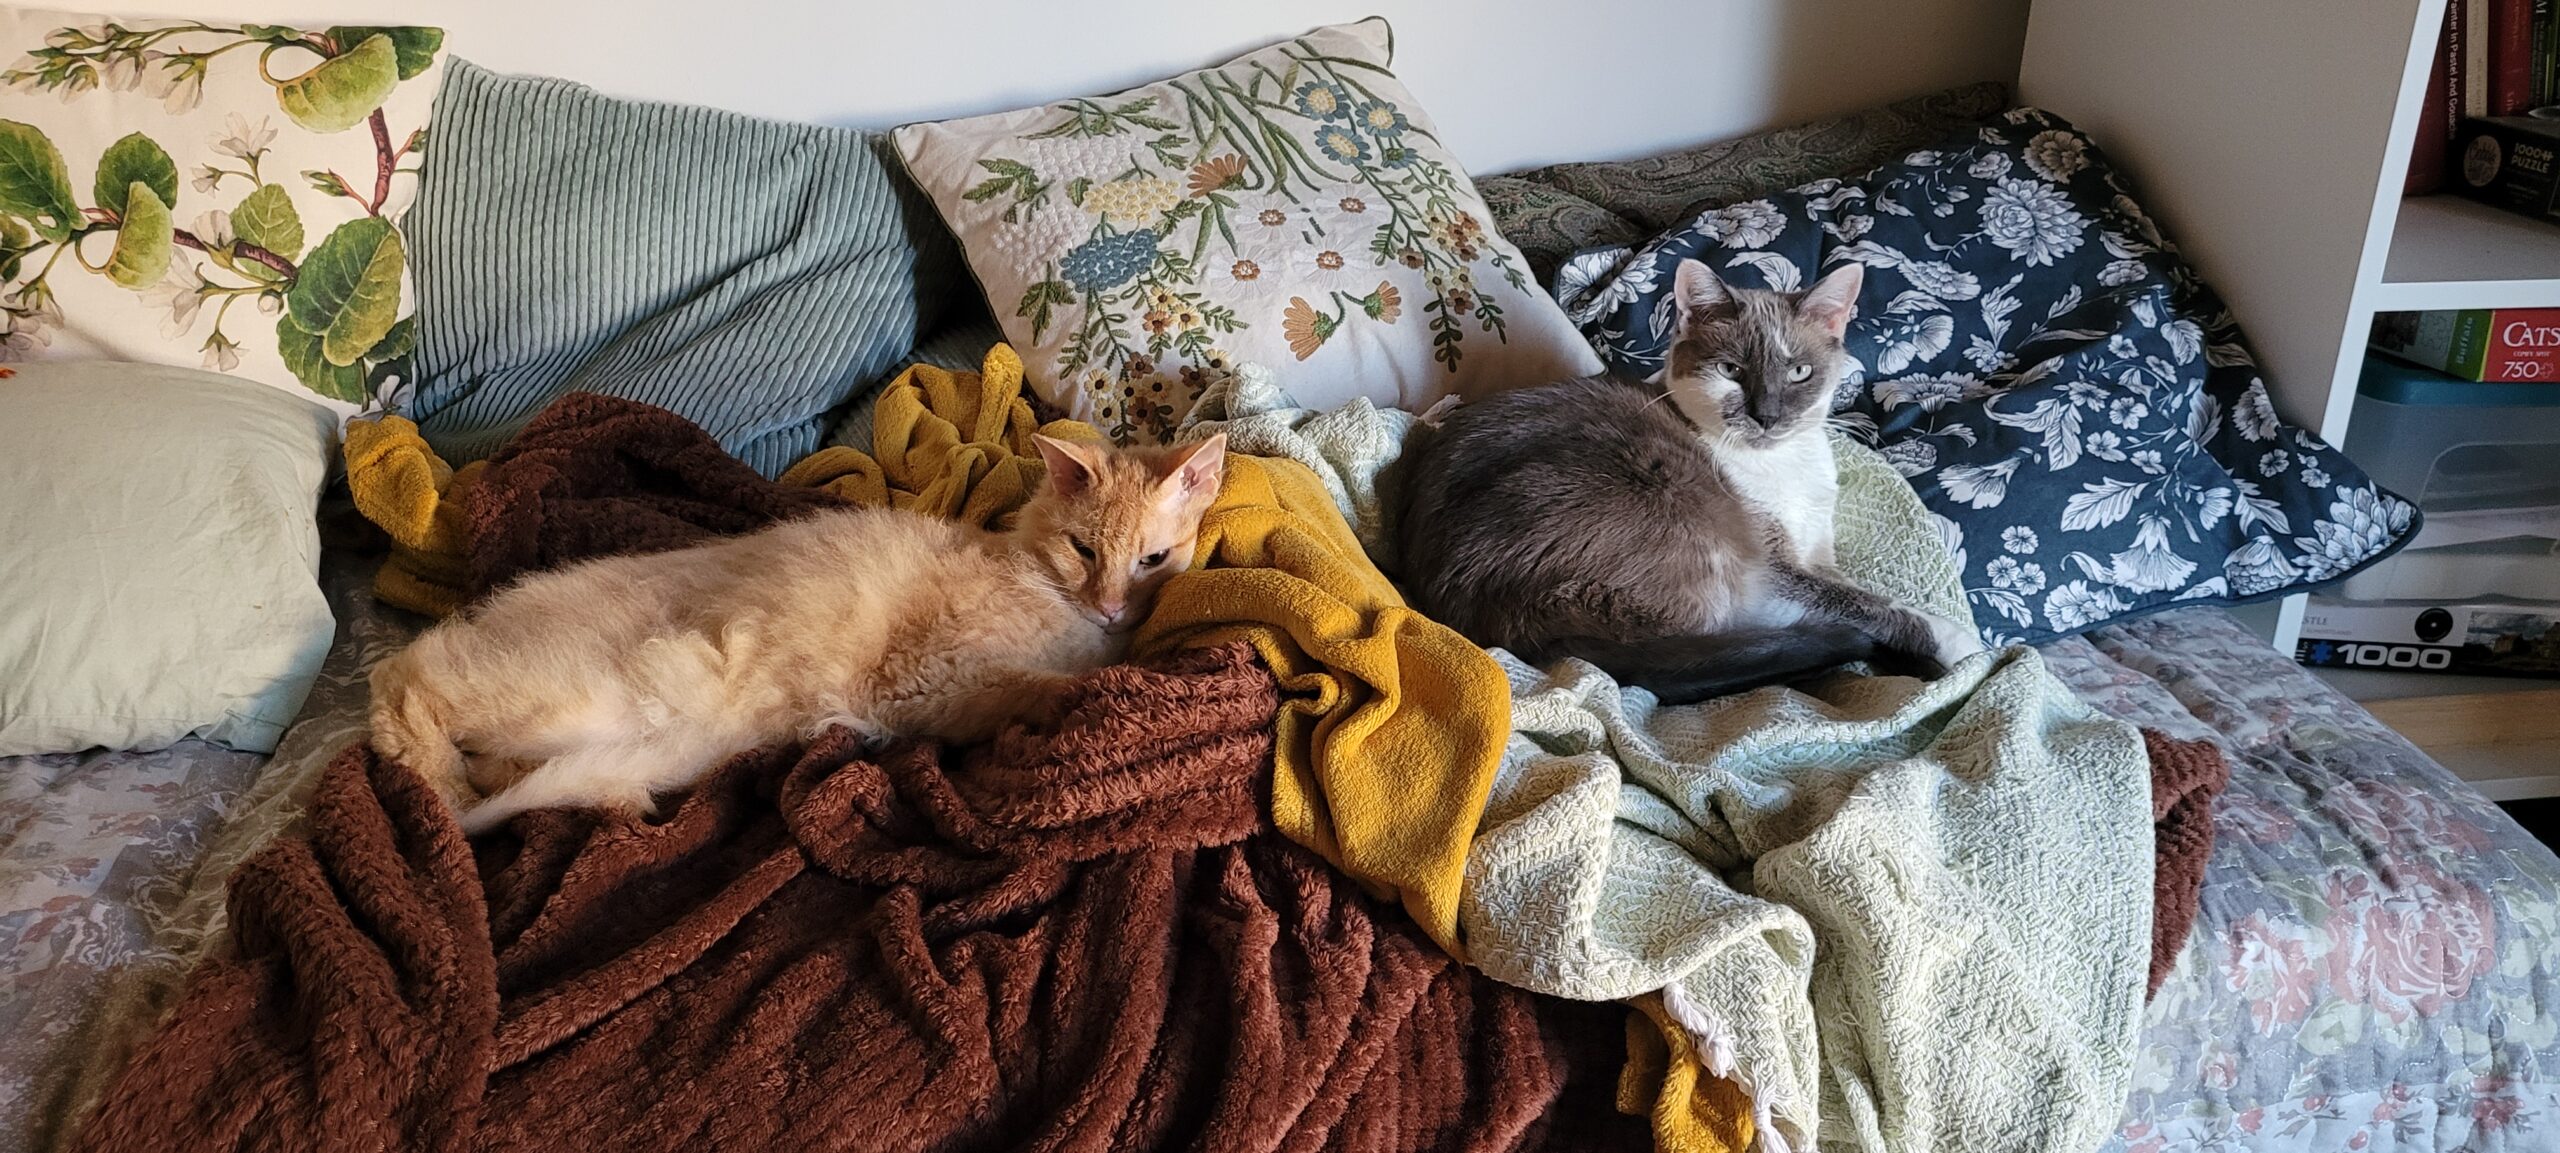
[115,0,2028,174]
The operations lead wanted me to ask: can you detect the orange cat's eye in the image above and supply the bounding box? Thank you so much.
[1071,538,1095,560]
[1142,550,1169,567]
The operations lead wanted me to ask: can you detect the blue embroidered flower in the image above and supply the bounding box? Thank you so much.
[1353,100,1409,137]
[1060,229,1159,293]
[1294,81,1351,120]
[1312,123,1369,165]
[1377,141,1423,168]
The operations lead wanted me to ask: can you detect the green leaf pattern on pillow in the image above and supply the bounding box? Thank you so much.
[0,21,438,406]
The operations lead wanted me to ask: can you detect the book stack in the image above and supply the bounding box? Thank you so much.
[2407,0,2560,218]
[2372,309,2560,382]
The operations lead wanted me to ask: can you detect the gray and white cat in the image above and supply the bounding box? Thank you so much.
[1395,257,1983,703]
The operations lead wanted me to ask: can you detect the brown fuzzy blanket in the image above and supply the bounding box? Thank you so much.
[73,643,1641,1151]
[89,392,2213,1150]
[2145,730,2230,995]
[463,390,848,597]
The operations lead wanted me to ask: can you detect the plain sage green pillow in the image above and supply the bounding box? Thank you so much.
[0,363,336,755]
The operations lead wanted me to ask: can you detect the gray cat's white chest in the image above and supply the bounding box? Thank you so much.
[1713,435,1838,565]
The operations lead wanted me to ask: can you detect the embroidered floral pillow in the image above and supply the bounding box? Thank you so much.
[894,18,1598,440]
[0,8,444,420]
[1555,109,2418,645]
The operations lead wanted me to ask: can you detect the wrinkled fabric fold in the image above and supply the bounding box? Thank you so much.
[74,644,1644,1152]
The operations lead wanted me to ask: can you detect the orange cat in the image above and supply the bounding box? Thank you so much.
[369,433,1226,834]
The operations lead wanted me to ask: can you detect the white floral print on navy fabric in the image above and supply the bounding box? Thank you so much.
[1554,108,2416,645]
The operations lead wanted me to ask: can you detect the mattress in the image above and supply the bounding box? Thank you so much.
[4,560,2556,1151]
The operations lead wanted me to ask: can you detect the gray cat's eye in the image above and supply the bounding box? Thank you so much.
[1786,364,1814,382]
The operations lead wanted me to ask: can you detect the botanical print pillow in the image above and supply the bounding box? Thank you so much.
[894,18,1598,440]
[1555,108,2417,645]
[0,9,444,420]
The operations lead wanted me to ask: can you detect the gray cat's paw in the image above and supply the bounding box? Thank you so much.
[1926,612,1989,667]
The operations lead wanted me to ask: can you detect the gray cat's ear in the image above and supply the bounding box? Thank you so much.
[1033,434,1098,497]
[1155,433,1226,502]
[1798,263,1864,338]
[1672,258,1734,323]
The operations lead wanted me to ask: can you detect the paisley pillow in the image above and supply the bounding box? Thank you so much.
[1557,108,2417,645]
[894,18,1598,441]
[0,8,445,421]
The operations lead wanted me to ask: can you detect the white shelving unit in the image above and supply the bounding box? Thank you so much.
[2021,0,2560,798]
[2382,196,2560,309]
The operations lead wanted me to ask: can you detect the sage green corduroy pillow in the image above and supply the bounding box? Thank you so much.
[404,59,965,477]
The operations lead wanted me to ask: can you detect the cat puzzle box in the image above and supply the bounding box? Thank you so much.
[2371,308,2560,382]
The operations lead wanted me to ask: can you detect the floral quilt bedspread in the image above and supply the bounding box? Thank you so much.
[0,543,407,1153]
[2044,609,2560,1153]
[2,553,2556,1153]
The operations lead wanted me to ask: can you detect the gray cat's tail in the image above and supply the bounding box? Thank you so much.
[1538,624,1919,706]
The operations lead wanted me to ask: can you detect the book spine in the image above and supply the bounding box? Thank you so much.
[2414,9,2457,192]
[2467,0,2492,118]
[2496,0,2537,113]
[2539,0,2560,105]
[2537,0,2558,106]
[2453,310,2494,378]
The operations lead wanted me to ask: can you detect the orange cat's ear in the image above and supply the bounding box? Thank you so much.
[1033,434,1098,498]
[1156,433,1226,503]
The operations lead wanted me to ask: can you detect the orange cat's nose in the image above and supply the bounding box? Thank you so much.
[1100,598,1127,622]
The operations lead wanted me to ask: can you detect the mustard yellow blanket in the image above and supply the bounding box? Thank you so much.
[343,416,480,617]
[1130,449,1507,953]
[778,344,1097,524]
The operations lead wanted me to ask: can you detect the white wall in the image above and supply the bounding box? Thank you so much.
[116,0,2026,176]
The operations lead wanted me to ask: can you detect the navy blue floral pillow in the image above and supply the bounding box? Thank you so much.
[1552,107,2416,645]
